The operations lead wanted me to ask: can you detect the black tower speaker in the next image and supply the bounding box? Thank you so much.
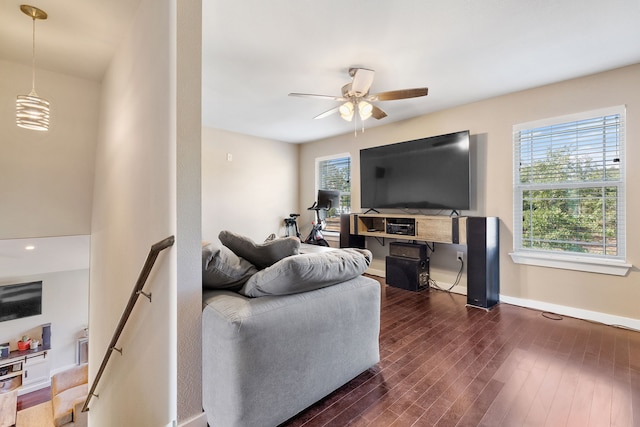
[340,214,365,248]
[41,323,51,348]
[385,256,429,291]
[466,217,500,309]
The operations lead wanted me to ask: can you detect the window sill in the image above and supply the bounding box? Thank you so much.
[509,251,632,276]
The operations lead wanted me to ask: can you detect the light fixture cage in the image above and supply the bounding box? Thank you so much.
[16,5,50,131]
[16,94,50,131]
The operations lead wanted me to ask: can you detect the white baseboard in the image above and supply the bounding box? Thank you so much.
[173,412,207,427]
[366,267,385,277]
[500,294,640,332]
[367,270,639,331]
[17,378,51,396]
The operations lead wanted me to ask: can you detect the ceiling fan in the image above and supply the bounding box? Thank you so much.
[289,67,428,124]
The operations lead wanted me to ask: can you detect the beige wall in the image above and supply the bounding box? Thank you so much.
[300,64,639,323]
[0,59,97,392]
[90,0,203,426]
[202,127,298,244]
[0,60,99,239]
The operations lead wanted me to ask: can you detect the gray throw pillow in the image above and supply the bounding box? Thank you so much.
[218,230,300,270]
[239,248,372,297]
[202,243,257,291]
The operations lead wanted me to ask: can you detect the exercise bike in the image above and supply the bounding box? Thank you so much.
[283,206,329,246]
[303,202,330,247]
[284,213,301,239]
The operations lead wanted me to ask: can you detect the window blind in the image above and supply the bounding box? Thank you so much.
[317,156,351,217]
[513,106,625,259]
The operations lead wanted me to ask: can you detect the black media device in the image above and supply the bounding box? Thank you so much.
[389,241,427,259]
[386,218,415,236]
[360,130,471,211]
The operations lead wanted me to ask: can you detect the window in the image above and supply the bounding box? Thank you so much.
[316,154,351,230]
[512,106,630,275]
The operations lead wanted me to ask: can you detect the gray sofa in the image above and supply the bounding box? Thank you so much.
[201,234,381,427]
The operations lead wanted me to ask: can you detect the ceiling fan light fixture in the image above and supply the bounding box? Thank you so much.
[339,101,354,121]
[358,101,373,120]
[16,4,50,132]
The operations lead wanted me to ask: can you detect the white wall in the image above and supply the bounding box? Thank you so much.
[0,269,89,373]
[300,64,640,323]
[202,127,298,244]
[90,0,203,426]
[0,60,98,239]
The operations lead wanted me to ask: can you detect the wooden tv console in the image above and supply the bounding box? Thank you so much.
[349,213,467,244]
[346,213,499,309]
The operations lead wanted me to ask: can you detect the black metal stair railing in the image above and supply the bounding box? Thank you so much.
[81,235,175,413]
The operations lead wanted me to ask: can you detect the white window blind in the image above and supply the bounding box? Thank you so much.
[317,155,351,218]
[513,106,625,260]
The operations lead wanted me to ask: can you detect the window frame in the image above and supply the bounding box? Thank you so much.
[315,153,351,231]
[510,105,631,276]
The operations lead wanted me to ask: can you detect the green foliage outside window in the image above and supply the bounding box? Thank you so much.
[515,110,623,258]
[318,157,351,219]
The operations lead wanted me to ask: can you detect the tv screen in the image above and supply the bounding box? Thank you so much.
[0,281,42,322]
[360,131,470,210]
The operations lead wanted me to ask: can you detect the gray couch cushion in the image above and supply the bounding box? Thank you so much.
[203,243,257,291]
[239,248,372,297]
[219,230,300,269]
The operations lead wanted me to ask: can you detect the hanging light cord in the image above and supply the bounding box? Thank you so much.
[29,15,37,95]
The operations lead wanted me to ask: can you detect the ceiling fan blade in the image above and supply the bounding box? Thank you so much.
[288,93,346,101]
[371,87,428,101]
[371,105,387,120]
[313,107,339,120]
[350,68,375,97]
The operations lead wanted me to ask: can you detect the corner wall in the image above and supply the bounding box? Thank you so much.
[201,127,298,244]
[299,64,639,323]
[89,0,203,426]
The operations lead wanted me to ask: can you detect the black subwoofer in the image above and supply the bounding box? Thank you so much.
[385,256,430,291]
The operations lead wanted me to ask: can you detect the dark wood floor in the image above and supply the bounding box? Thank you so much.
[17,385,50,411]
[283,277,640,427]
[19,278,640,426]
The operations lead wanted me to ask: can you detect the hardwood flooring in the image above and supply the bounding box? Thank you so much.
[18,277,640,426]
[282,277,640,427]
[17,385,50,411]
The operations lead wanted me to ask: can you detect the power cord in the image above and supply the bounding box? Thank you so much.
[429,256,464,292]
[542,312,563,320]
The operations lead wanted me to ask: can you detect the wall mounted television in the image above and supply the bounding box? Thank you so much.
[360,130,471,211]
[0,281,43,322]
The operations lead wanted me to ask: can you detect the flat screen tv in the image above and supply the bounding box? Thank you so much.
[0,281,42,322]
[360,130,470,211]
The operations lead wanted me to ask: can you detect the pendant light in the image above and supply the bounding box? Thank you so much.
[16,5,50,131]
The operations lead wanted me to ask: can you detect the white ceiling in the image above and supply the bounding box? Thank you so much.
[1,1,640,144]
[0,0,137,81]
[0,235,90,279]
